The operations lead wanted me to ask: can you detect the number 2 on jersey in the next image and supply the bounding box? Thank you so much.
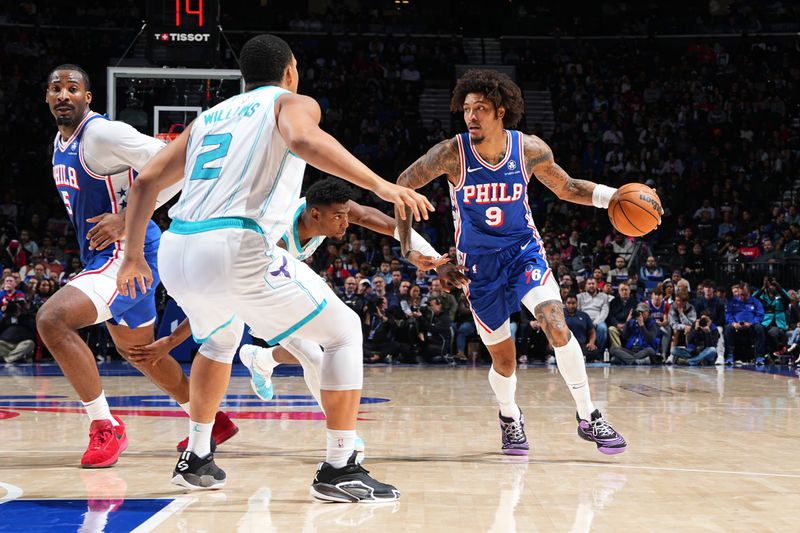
[190,133,232,180]
[485,206,504,227]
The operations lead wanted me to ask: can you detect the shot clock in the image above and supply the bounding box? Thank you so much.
[147,0,220,67]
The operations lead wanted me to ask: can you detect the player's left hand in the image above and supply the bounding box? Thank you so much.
[116,255,153,299]
[86,213,125,251]
[407,251,450,271]
[127,337,172,366]
[436,262,470,292]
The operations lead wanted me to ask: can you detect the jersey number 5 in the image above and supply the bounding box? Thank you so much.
[61,191,73,217]
[190,133,232,180]
[485,206,504,227]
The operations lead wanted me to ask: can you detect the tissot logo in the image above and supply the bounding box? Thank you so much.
[154,32,211,42]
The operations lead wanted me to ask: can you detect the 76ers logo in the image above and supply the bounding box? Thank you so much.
[524,265,542,284]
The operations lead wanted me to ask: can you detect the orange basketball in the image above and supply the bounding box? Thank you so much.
[608,183,663,237]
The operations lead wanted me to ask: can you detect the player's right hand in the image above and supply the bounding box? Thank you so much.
[374,182,433,221]
[435,262,470,292]
[116,255,152,299]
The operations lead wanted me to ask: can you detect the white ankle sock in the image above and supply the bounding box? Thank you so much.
[82,391,118,426]
[326,429,356,468]
[554,334,595,421]
[255,347,279,374]
[488,366,521,421]
[187,420,213,457]
[179,401,191,415]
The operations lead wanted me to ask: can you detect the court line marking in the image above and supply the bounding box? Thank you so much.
[0,481,23,504]
[130,495,195,533]
[529,461,800,479]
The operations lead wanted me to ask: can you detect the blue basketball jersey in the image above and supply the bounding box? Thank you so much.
[450,130,544,256]
[51,113,161,265]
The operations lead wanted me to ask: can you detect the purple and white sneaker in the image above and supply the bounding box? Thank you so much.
[577,410,626,455]
[499,411,529,455]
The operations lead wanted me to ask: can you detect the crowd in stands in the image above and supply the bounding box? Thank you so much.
[0,3,798,367]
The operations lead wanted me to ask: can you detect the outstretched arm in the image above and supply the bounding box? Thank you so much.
[524,134,615,208]
[394,138,461,258]
[348,201,448,271]
[276,94,432,221]
[347,201,397,237]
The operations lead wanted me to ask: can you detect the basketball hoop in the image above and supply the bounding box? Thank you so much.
[155,124,186,144]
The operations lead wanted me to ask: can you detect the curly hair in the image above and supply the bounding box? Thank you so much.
[450,69,524,129]
[306,177,352,207]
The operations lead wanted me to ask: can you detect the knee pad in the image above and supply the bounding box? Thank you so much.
[198,318,244,364]
[281,295,363,390]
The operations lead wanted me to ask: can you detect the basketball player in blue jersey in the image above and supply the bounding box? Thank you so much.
[118,35,433,501]
[396,69,637,456]
[40,65,237,469]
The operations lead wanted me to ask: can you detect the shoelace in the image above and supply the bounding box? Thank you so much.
[503,420,526,443]
[590,417,617,439]
[88,426,113,450]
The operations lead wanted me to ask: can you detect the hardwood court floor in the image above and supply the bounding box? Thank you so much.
[0,363,798,532]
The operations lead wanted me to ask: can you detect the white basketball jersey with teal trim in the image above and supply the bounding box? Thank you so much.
[282,197,325,261]
[169,85,306,245]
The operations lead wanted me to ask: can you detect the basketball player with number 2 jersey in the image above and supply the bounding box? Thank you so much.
[396,69,644,457]
[118,35,433,502]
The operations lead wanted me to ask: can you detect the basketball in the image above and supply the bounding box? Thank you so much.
[608,183,663,237]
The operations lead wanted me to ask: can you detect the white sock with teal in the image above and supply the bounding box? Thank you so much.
[187,420,213,457]
[256,347,279,374]
[325,429,356,468]
[82,391,118,426]
[488,366,522,421]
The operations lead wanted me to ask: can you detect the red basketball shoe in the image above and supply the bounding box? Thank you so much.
[81,416,128,468]
[176,411,239,452]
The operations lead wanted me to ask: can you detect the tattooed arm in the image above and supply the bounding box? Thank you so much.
[394,138,461,258]
[524,134,598,207]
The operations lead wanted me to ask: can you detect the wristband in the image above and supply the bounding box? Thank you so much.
[393,228,442,259]
[592,184,617,209]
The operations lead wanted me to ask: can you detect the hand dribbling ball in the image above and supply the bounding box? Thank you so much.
[608,183,663,237]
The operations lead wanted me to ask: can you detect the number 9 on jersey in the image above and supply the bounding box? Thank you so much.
[485,206,504,227]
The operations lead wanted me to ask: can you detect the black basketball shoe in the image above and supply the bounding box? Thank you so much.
[171,450,226,490]
[310,451,400,503]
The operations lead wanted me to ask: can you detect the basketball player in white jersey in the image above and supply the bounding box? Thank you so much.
[132,177,460,463]
[117,34,433,502]
[41,64,236,469]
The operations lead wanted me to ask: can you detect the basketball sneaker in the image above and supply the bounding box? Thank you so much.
[239,344,275,401]
[499,411,529,455]
[310,451,400,503]
[176,411,238,452]
[81,416,128,468]
[577,410,626,455]
[171,451,226,490]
